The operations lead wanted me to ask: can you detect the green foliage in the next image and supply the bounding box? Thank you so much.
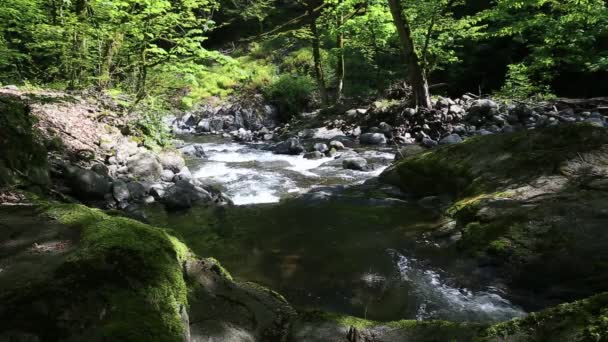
[481,0,608,91]
[496,63,555,100]
[264,74,316,121]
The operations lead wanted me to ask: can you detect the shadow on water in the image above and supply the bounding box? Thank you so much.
[145,196,525,323]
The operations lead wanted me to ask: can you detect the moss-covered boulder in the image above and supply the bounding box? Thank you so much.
[380,124,608,305]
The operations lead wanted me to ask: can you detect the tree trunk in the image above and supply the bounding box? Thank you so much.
[335,3,345,102]
[309,13,330,105]
[98,32,123,90]
[387,0,431,109]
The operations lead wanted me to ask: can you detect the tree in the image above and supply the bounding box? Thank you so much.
[387,0,431,108]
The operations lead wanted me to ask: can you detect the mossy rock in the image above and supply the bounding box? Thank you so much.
[477,292,608,341]
[0,203,190,341]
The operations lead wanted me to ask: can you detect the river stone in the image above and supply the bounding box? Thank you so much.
[70,168,111,199]
[161,169,175,182]
[126,151,162,181]
[91,163,109,177]
[159,150,185,173]
[304,151,325,160]
[422,138,438,148]
[468,99,499,118]
[127,181,147,200]
[112,180,130,202]
[163,180,212,210]
[439,134,463,145]
[273,137,305,155]
[343,158,368,171]
[359,133,387,145]
[180,144,206,158]
[584,117,605,127]
[313,143,329,154]
[173,166,193,182]
[329,140,345,150]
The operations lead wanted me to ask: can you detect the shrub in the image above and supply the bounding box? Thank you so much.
[264,74,315,122]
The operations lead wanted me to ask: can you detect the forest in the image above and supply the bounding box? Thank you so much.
[1,0,608,341]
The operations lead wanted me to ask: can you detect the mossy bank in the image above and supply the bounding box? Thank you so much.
[381,124,608,307]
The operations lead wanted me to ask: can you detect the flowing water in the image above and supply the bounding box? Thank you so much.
[146,135,525,323]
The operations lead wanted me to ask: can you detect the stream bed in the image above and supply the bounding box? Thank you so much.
[145,135,526,323]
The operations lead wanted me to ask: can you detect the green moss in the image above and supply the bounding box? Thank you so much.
[479,292,608,341]
[29,203,190,340]
[382,124,608,198]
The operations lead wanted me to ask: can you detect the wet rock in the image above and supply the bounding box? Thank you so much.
[159,151,185,173]
[149,185,166,200]
[163,180,212,210]
[173,166,193,182]
[329,140,345,150]
[359,133,387,145]
[439,134,463,145]
[274,137,305,155]
[127,181,147,201]
[112,180,130,202]
[69,168,111,199]
[313,143,329,154]
[304,151,325,160]
[343,158,368,171]
[179,144,206,158]
[126,151,162,181]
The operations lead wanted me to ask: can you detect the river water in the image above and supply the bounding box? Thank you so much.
[145,135,525,323]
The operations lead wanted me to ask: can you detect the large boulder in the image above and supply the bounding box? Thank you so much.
[359,133,387,145]
[439,134,463,145]
[115,140,139,164]
[69,168,111,199]
[158,151,185,173]
[126,151,162,181]
[163,180,212,210]
[273,138,305,155]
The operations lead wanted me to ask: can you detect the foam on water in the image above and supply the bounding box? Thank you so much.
[190,141,391,205]
[388,249,526,322]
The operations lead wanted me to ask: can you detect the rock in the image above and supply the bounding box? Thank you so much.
[263,133,274,141]
[1,85,18,90]
[418,196,441,208]
[112,180,130,202]
[69,168,111,199]
[313,143,329,154]
[439,134,463,145]
[115,140,139,164]
[161,169,175,182]
[273,137,305,155]
[159,151,185,173]
[126,151,162,181]
[196,119,210,133]
[127,181,147,200]
[329,140,345,150]
[179,144,206,158]
[304,151,325,160]
[143,196,155,204]
[343,158,368,171]
[422,138,438,148]
[379,122,392,137]
[150,186,166,200]
[91,163,109,177]
[468,99,499,118]
[173,166,193,182]
[359,133,387,145]
[163,180,212,210]
[584,117,605,127]
[395,144,426,161]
